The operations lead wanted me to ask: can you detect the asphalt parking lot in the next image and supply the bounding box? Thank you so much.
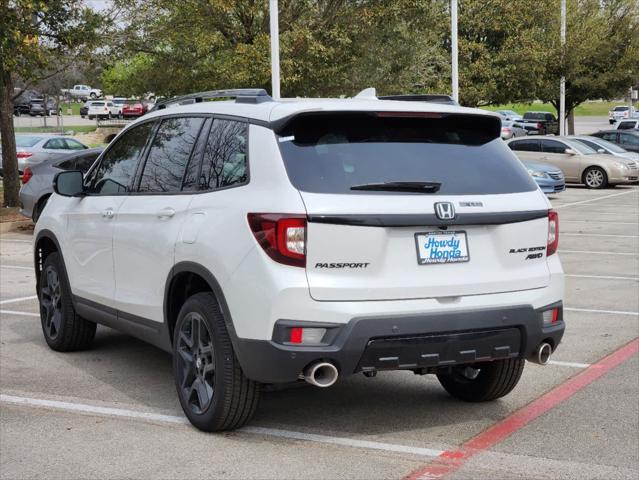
[1,186,638,480]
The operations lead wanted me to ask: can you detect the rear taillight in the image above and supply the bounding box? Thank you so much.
[16,151,33,159]
[542,307,561,325]
[247,213,306,267]
[21,167,32,184]
[502,128,511,133]
[537,122,543,130]
[547,210,559,256]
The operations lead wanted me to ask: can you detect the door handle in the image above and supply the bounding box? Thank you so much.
[157,207,176,219]
[102,208,115,219]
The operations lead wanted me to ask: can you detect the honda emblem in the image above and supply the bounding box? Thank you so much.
[434,202,455,220]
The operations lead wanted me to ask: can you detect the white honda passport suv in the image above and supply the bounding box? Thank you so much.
[34,89,565,431]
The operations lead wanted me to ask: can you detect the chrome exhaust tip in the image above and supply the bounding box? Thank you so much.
[303,361,339,388]
[535,342,552,365]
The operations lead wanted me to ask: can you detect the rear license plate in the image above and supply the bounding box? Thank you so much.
[415,231,470,265]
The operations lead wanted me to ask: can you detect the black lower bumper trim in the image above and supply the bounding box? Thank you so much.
[233,303,565,384]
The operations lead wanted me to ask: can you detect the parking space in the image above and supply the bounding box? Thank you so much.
[1,186,638,479]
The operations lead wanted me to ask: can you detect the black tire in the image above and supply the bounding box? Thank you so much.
[88,115,94,120]
[173,292,260,431]
[583,166,608,189]
[38,252,96,352]
[90,92,96,99]
[436,358,525,402]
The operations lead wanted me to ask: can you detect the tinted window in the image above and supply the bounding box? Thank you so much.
[601,132,618,142]
[57,159,77,170]
[75,152,100,173]
[541,140,567,154]
[198,119,248,190]
[509,139,540,152]
[88,122,154,194]
[278,113,536,195]
[138,117,204,192]
[618,121,636,130]
[65,139,86,150]
[620,133,639,146]
[45,138,67,149]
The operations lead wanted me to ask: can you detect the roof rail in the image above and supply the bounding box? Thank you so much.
[151,89,272,111]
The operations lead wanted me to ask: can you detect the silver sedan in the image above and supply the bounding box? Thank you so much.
[0,134,89,174]
[501,120,527,140]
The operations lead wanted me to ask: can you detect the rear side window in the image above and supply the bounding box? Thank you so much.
[138,117,205,192]
[508,139,540,152]
[87,122,154,194]
[65,139,86,150]
[198,119,248,190]
[44,138,67,149]
[277,113,536,195]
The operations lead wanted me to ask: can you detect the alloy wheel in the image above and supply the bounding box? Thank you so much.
[585,169,604,188]
[40,266,62,339]
[176,312,216,415]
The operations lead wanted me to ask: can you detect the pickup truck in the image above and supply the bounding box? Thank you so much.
[61,84,103,101]
[520,111,559,136]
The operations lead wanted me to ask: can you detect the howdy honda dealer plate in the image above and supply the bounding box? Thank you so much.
[415,230,470,265]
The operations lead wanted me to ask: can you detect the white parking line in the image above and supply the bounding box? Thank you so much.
[565,274,639,281]
[562,233,638,238]
[565,307,639,316]
[547,360,591,368]
[559,250,637,256]
[0,265,32,270]
[0,394,445,458]
[0,295,38,305]
[554,189,639,209]
[0,239,31,244]
[0,310,39,317]
[562,220,639,225]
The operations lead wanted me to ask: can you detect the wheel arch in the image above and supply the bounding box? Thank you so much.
[164,262,241,353]
[34,229,65,296]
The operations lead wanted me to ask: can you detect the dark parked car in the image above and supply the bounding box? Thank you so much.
[592,130,639,154]
[79,101,91,118]
[19,148,103,222]
[13,89,41,116]
[520,111,559,136]
[29,98,59,116]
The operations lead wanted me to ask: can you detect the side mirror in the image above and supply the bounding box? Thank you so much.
[564,148,577,155]
[53,170,85,197]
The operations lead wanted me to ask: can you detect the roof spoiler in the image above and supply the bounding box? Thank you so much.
[151,89,272,111]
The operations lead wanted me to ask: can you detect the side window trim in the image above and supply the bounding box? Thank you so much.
[181,117,213,191]
[131,120,162,191]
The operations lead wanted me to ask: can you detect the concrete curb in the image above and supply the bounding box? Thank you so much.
[0,220,33,234]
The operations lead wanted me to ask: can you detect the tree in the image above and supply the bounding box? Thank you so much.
[0,1,102,207]
[536,0,639,133]
[101,0,450,98]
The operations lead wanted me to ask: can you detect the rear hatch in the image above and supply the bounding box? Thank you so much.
[276,111,551,301]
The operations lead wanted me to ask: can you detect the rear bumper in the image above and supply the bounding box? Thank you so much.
[235,303,565,384]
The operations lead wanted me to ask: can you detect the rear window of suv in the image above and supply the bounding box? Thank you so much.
[277,113,537,195]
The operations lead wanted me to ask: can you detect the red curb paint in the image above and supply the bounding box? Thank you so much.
[403,338,639,480]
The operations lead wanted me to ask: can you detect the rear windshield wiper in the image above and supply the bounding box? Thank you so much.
[350,181,441,193]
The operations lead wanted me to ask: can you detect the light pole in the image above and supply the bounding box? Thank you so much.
[451,0,459,103]
[269,0,281,100]
[559,0,566,136]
